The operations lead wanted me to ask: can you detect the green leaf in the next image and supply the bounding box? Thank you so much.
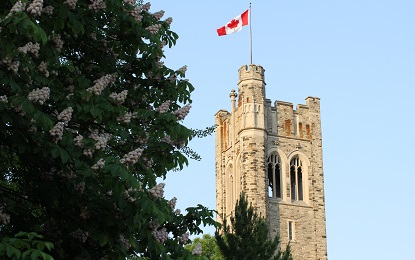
[27,232,37,241]
[59,148,70,164]
[43,242,54,251]
[31,250,40,259]
[6,244,20,258]
[51,147,60,159]
[90,106,102,118]
[22,100,34,114]
[32,26,47,44]
[54,19,65,31]
[36,242,44,251]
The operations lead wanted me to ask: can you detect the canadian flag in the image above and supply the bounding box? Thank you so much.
[217,9,249,36]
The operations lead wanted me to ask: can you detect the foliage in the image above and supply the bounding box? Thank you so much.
[0,232,53,260]
[0,0,217,258]
[184,234,224,260]
[215,193,293,260]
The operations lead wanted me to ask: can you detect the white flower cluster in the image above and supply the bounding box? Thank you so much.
[169,197,177,211]
[87,74,117,95]
[117,111,132,124]
[192,243,202,255]
[145,24,161,35]
[156,61,164,68]
[152,10,165,21]
[9,61,20,74]
[124,187,137,202]
[148,183,165,199]
[26,0,43,16]
[165,17,173,25]
[91,158,105,170]
[149,220,160,230]
[123,0,135,5]
[120,235,131,250]
[83,148,93,157]
[18,42,40,57]
[93,133,111,150]
[74,134,83,147]
[42,5,53,15]
[74,181,85,194]
[79,207,89,220]
[49,122,64,142]
[0,208,10,225]
[178,232,189,244]
[178,65,187,74]
[64,0,78,10]
[162,135,184,148]
[5,1,26,19]
[89,0,106,11]
[28,87,50,104]
[120,148,143,165]
[152,227,168,243]
[2,57,20,74]
[1,57,11,65]
[156,100,171,113]
[59,170,77,179]
[174,209,181,215]
[174,104,191,120]
[57,107,73,123]
[38,61,49,77]
[71,229,88,243]
[161,40,167,49]
[109,90,128,105]
[51,34,64,52]
[142,2,151,12]
[142,157,153,168]
[136,136,148,145]
[127,7,143,22]
[0,95,8,103]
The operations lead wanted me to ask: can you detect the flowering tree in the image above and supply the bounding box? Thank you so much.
[0,0,216,258]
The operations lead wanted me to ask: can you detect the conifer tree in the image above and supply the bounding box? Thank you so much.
[215,193,292,260]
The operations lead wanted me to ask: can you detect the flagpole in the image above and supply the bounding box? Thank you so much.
[249,3,253,65]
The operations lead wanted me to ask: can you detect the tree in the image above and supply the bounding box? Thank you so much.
[185,234,224,260]
[215,193,292,260]
[0,0,216,259]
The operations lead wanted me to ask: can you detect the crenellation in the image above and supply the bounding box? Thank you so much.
[216,65,327,260]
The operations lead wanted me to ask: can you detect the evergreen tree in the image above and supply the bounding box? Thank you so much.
[215,193,292,260]
[0,0,216,258]
[185,234,224,260]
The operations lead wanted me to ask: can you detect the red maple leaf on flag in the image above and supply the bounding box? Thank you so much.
[227,19,240,29]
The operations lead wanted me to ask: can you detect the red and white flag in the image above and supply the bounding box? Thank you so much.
[217,9,249,36]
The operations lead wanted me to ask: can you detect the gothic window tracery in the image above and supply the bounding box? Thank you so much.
[267,153,282,198]
[290,156,303,201]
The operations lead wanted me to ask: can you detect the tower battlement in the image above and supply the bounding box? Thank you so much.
[270,97,321,139]
[238,64,265,84]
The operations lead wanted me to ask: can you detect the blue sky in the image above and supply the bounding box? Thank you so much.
[151,1,415,259]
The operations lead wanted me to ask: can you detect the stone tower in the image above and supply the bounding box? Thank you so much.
[215,64,327,260]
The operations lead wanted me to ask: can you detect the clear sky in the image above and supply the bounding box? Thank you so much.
[151,1,415,259]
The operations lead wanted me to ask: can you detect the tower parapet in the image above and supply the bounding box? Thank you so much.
[238,64,265,83]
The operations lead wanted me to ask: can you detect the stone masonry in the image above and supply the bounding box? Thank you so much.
[215,64,328,260]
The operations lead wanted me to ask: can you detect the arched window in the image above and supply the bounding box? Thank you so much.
[226,164,234,216]
[290,156,303,201]
[267,153,281,198]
